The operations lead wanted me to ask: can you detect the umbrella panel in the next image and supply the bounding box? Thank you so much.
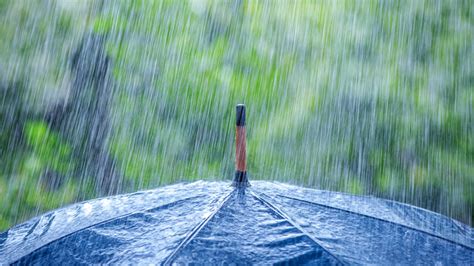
[169,190,340,265]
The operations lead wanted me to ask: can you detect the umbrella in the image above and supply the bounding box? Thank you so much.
[1,105,473,265]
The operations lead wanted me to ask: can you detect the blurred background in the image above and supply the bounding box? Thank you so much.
[0,0,472,231]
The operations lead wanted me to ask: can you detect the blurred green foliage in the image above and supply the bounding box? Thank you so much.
[0,0,472,230]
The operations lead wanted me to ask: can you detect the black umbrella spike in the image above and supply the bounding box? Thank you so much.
[233,104,249,187]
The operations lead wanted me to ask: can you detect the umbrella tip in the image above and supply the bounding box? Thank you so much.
[236,104,245,126]
[233,104,249,187]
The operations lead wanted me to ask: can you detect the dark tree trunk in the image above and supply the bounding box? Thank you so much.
[47,33,119,195]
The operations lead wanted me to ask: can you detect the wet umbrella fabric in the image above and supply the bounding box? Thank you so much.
[0,181,472,265]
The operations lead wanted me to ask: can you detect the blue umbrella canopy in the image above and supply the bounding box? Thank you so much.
[1,180,472,265]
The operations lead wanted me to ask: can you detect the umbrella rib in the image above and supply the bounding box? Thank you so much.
[277,194,474,251]
[162,189,236,265]
[250,191,346,265]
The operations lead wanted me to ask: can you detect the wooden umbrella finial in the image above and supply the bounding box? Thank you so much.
[233,104,249,187]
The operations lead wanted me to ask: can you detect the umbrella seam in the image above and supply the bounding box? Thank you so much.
[264,181,470,233]
[277,194,474,251]
[162,189,236,265]
[250,191,346,265]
